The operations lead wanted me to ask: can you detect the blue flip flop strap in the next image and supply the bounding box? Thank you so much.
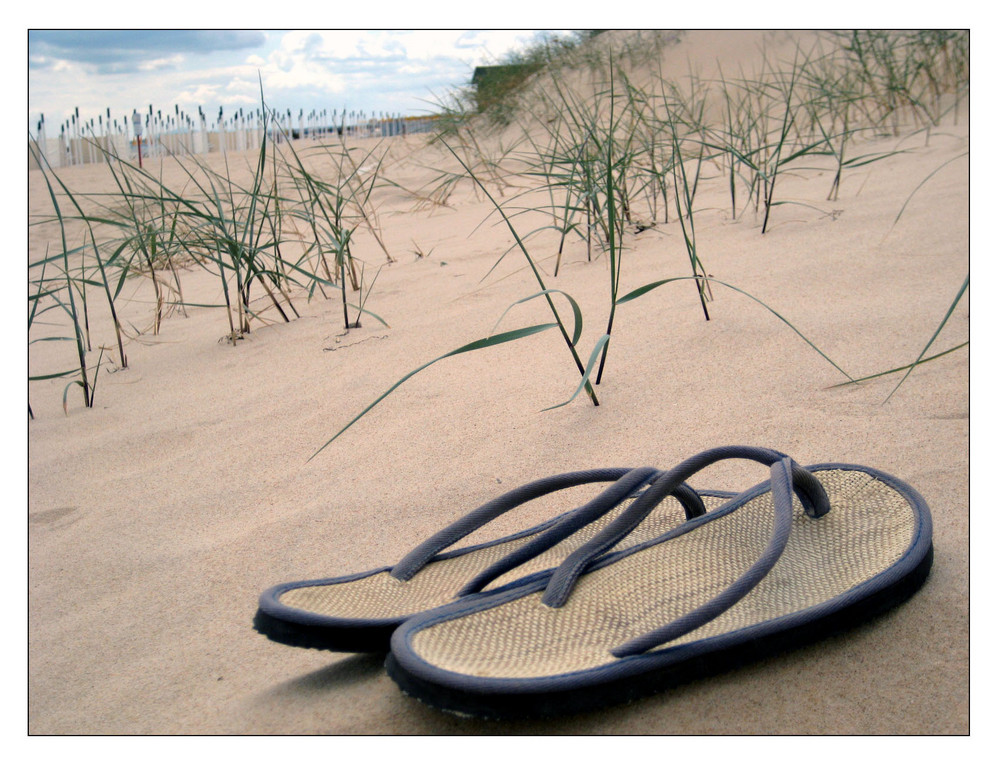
[456,468,707,596]
[390,468,649,582]
[610,457,797,657]
[541,446,831,609]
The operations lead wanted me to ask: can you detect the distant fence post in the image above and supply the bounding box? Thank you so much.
[132,110,144,168]
[36,115,47,167]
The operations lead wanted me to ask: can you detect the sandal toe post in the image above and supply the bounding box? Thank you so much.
[386,446,934,719]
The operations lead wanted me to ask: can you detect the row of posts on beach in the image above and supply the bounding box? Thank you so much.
[31,105,442,169]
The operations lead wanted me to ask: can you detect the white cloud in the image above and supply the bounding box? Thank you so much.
[174,84,222,105]
[269,30,547,68]
[262,65,347,97]
[137,55,185,72]
[28,29,579,130]
[275,31,402,61]
[401,30,537,63]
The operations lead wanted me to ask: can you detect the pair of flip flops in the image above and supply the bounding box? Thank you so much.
[254,445,933,720]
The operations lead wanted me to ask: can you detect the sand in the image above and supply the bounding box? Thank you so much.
[27,31,969,735]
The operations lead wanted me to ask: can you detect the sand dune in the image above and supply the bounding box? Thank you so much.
[28,30,969,734]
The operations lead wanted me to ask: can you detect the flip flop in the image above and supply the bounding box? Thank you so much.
[386,445,934,719]
[254,467,718,653]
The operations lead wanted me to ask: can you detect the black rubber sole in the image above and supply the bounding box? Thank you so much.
[385,545,934,720]
[252,608,396,654]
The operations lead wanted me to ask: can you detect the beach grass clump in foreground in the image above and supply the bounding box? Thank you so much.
[28,92,394,414]
[278,130,387,330]
[28,142,103,412]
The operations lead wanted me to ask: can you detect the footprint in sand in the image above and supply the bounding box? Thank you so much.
[29,506,82,530]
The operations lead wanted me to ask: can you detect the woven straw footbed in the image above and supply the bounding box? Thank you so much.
[278,493,730,621]
[407,469,918,679]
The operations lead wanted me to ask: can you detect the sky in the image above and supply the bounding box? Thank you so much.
[27,29,577,136]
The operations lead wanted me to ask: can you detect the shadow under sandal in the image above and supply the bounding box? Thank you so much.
[254,466,712,653]
[385,445,934,719]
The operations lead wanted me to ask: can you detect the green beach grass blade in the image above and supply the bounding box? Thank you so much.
[440,139,599,406]
[30,369,81,381]
[881,273,968,402]
[29,336,79,345]
[594,65,622,385]
[617,275,855,382]
[347,301,390,329]
[826,342,968,388]
[310,323,557,460]
[543,334,611,411]
[887,151,969,236]
[490,289,584,347]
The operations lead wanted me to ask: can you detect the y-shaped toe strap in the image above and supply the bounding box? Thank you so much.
[390,469,648,581]
[611,457,800,657]
[456,470,705,597]
[541,447,831,624]
[390,467,707,585]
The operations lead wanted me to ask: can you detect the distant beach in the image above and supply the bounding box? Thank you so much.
[30,110,441,170]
